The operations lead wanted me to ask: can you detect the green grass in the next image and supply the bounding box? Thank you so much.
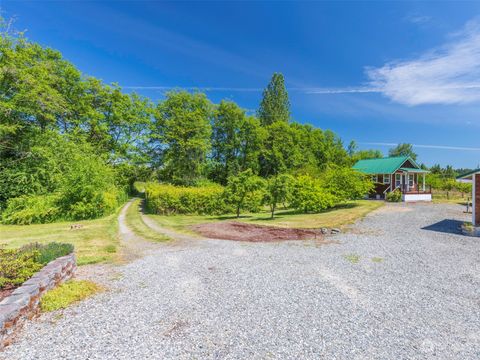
[371,257,384,263]
[343,253,360,264]
[0,212,120,266]
[125,199,170,242]
[145,200,383,233]
[40,280,102,312]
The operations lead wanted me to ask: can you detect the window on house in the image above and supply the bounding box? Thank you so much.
[395,173,401,187]
[384,174,391,184]
[409,174,414,187]
[372,175,378,183]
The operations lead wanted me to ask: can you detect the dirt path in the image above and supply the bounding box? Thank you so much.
[118,199,161,261]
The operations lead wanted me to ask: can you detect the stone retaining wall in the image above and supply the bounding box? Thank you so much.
[0,253,76,349]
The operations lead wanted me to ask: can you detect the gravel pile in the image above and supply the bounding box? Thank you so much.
[2,203,479,359]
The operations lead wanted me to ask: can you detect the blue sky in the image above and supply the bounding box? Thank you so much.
[2,1,480,168]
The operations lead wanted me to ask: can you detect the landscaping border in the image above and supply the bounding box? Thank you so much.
[0,253,76,349]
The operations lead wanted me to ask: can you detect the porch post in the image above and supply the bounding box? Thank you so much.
[406,172,409,192]
[423,173,425,192]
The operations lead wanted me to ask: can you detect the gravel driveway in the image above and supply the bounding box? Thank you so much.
[2,202,479,359]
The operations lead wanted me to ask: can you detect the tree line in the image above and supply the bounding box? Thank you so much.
[0,25,362,223]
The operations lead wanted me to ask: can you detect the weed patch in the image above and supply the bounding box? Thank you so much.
[40,280,102,312]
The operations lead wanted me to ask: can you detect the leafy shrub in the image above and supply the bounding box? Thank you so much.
[0,133,126,224]
[1,194,61,225]
[21,242,74,265]
[145,182,229,215]
[290,175,337,213]
[0,247,43,289]
[40,280,102,312]
[386,189,402,202]
[224,169,266,217]
[320,166,374,202]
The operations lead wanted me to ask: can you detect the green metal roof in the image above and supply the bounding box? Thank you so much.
[352,156,419,175]
[399,167,429,173]
[457,168,480,179]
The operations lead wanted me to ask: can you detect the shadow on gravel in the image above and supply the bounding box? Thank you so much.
[422,219,464,235]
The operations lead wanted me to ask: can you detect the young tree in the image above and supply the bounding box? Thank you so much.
[321,166,374,202]
[347,140,357,157]
[388,143,417,161]
[263,174,294,218]
[257,73,290,126]
[154,91,213,185]
[224,169,266,218]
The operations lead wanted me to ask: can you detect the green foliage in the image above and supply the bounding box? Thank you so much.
[40,280,101,312]
[386,189,402,202]
[1,133,126,224]
[1,194,61,225]
[258,72,290,126]
[210,101,265,184]
[388,143,417,161]
[224,169,266,217]
[21,242,74,265]
[263,174,294,218]
[290,175,337,213]
[0,247,42,289]
[321,166,374,202]
[154,91,213,185]
[145,182,228,215]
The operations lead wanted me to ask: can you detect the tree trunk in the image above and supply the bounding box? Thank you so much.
[236,205,240,218]
[271,204,275,219]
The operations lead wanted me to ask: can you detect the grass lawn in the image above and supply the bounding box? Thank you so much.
[0,212,120,266]
[125,199,170,242]
[145,200,384,233]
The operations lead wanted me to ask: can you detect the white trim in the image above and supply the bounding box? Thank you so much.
[383,174,391,184]
[402,194,432,202]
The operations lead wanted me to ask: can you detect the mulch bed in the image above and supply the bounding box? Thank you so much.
[191,221,332,242]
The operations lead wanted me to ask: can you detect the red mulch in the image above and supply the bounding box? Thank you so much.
[191,221,332,243]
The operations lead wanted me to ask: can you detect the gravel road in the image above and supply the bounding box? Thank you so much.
[2,202,479,359]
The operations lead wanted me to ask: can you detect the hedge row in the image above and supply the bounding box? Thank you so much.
[145,183,230,215]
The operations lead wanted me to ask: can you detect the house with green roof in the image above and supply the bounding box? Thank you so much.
[353,156,431,202]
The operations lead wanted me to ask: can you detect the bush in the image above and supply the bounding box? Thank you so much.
[145,182,229,215]
[386,189,402,202]
[21,242,74,265]
[0,242,74,290]
[290,175,338,213]
[320,166,374,202]
[1,194,61,225]
[0,247,43,289]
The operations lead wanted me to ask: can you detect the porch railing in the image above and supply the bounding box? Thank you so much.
[396,184,432,194]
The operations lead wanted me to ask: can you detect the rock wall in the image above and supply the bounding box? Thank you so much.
[0,253,76,349]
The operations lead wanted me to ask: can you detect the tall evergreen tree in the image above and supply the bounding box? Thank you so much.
[257,73,290,126]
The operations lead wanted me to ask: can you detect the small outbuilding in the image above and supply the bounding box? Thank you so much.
[353,156,432,202]
[457,169,480,227]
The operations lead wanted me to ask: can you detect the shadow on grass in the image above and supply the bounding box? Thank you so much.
[422,219,464,235]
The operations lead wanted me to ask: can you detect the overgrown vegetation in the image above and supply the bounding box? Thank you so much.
[144,167,373,219]
[386,189,402,202]
[0,242,73,290]
[40,280,102,312]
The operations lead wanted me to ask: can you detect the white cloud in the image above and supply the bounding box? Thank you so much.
[361,142,480,152]
[367,20,480,106]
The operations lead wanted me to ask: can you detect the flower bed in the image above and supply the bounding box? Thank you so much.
[0,243,76,349]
